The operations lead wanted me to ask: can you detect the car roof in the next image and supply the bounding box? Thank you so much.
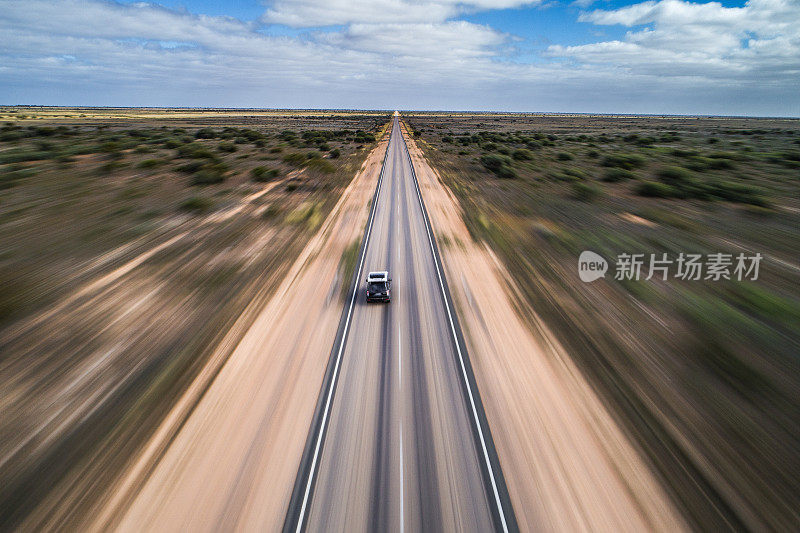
[367,271,389,281]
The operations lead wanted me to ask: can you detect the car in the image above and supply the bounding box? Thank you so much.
[365,271,391,302]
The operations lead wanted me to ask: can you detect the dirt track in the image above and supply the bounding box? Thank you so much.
[402,121,688,532]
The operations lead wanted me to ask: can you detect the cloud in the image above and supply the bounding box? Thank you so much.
[320,21,506,60]
[0,0,797,115]
[551,0,800,82]
[263,0,540,26]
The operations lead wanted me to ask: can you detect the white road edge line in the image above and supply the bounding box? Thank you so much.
[400,420,404,533]
[398,325,404,531]
[294,126,391,533]
[400,121,510,533]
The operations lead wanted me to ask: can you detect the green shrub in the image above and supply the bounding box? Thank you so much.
[180,196,213,213]
[187,162,228,185]
[557,152,573,161]
[329,148,341,159]
[194,128,217,139]
[177,160,204,173]
[708,158,735,170]
[683,158,711,171]
[177,143,217,160]
[480,154,517,178]
[307,158,335,174]
[637,181,676,198]
[218,142,237,153]
[657,166,694,185]
[251,166,280,182]
[283,152,307,167]
[269,146,282,154]
[0,165,35,189]
[706,181,769,206]
[0,149,56,164]
[602,153,646,169]
[138,158,165,169]
[708,151,740,160]
[512,149,533,161]
[0,130,25,142]
[602,168,635,182]
[671,148,699,158]
[191,168,225,186]
[572,181,600,202]
[586,149,599,158]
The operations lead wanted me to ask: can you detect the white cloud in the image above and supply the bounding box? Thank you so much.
[320,21,506,60]
[552,0,800,81]
[263,0,539,26]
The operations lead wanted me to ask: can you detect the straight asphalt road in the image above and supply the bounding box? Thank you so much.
[288,117,515,532]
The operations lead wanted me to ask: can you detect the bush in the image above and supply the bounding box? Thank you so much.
[218,142,237,153]
[187,161,227,185]
[251,166,280,182]
[194,128,217,139]
[177,160,204,173]
[307,158,335,174]
[708,158,735,170]
[707,181,769,206]
[0,165,35,189]
[177,143,217,160]
[191,168,225,186]
[602,153,646,169]
[284,152,308,167]
[180,196,213,213]
[512,149,533,161]
[637,181,676,198]
[557,152,573,161]
[572,181,600,202]
[602,168,635,182]
[0,130,25,142]
[671,148,698,158]
[138,158,165,169]
[586,149,599,158]
[657,166,694,185]
[480,154,517,178]
[329,148,341,159]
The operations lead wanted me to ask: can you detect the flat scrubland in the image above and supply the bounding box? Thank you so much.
[0,107,390,528]
[405,113,799,530]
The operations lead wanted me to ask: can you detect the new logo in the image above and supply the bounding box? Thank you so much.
[579,251,608,282]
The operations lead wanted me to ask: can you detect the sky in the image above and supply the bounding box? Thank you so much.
[0,0,798,115]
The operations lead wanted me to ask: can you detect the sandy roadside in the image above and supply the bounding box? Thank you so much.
[401,122,688,532]
[90,134,389,532]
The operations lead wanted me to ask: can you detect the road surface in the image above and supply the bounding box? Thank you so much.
[286,117,515,532]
